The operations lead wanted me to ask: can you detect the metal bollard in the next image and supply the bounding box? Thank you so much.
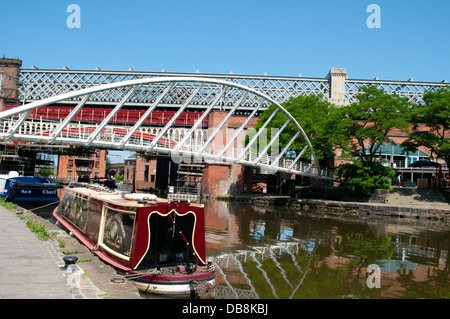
[62,255,78,270]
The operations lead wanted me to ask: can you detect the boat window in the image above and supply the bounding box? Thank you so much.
[137,212,196,269]
[99,207,136,260]
[60,192,89,232]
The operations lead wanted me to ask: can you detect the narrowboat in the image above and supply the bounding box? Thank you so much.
[0,171,61,207]
[53,182,215,297]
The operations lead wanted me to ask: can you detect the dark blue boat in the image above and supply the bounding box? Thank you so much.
[0,172,61,207]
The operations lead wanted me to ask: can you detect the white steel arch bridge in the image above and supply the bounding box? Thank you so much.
[0,77,331,179]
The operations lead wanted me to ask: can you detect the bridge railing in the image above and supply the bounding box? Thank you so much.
[0,116,336,179]
[0,76,329,179]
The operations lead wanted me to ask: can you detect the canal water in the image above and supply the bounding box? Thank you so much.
[203,199,450,299]
[32,197,449,299]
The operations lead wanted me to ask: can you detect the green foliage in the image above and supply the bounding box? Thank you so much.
[0,197,17,210]
[339,230,393,262]
[333,86,412,163]
[20,215,52,241]
[402,86,450,167]
[105,156,111,175]
[337,160,395,195]
[252,94,337,164]
[333,86,411,162]
[114,173,124,182]
[37,167,54,178]
[252,86,416,196]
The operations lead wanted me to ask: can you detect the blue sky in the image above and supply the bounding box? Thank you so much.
[1,0,449,82]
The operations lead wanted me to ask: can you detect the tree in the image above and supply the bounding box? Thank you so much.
[37,167,54,178]
[105,156,111,177]
[337,160,395,195]
[252,94,338,166]
[114,173,124,183]
[333,86,412,163]
[401,87,450,168]
[332,86,411,195]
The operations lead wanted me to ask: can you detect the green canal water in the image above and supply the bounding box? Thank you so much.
[33,198,449,299]
[203,199,450,299]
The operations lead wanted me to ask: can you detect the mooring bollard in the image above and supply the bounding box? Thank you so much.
[62,256,81,289]
[62,256,78,270]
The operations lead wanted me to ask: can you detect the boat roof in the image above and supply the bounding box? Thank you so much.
[0,171,20,180]
[69,186,161,208]
[68,185,203,208]
[8,176,49,183]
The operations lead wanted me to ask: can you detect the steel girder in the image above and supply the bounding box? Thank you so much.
[345,79,447,105]
[0,77,330,179]
[19,69,330,108]
[18,69,447,108]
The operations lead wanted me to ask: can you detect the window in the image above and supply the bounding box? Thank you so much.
[99,207,136,260]
[144,165,149,182]
[151,174,155,183]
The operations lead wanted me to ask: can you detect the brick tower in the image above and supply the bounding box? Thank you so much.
[0,58,22,111]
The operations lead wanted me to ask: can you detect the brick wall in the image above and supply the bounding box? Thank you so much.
[201,111,258,196]
[0,58,22,111]
[134,155,157,190]
[57,149,107,181]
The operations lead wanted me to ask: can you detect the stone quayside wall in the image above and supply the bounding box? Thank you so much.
[218,192,450,221]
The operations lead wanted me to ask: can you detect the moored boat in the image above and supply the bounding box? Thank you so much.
[0,171,61,207]
[52,182,215,297]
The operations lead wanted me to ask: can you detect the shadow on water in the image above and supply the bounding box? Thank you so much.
[202,199,450,299]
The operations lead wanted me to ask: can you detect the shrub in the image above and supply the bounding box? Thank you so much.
[337,160,395,196]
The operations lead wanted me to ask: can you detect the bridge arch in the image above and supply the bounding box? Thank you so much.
[0,77,324,178]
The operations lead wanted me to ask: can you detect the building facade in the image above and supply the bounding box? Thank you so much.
[57,149,108,181]
[124,154,176,192]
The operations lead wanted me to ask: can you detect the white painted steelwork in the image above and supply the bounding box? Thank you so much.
[0,77,331,179]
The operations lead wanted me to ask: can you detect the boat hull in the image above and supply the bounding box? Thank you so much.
[0,175,60,207]
[128,270,215,295]
[53,184,215,297]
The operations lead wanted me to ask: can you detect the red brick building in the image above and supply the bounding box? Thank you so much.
[0,58,22,111]
[57,149,108,181]
[124,153,176,192]
[200,110,258,197]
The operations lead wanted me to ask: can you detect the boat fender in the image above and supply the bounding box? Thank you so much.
[194,281,215,299]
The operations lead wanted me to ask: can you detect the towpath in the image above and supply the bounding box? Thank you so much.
[0,205,141,299]
[0,205,72,298]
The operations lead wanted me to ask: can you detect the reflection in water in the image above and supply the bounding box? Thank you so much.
[204,199,450,299]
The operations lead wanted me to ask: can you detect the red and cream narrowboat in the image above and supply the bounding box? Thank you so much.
[53,182,215,296]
